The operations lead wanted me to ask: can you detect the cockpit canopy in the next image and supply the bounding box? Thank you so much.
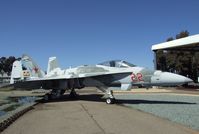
[98,60,136,68]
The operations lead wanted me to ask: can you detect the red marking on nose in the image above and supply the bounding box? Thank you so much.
[130,73,144,82]
[130,73,137,82]
[137,73,143,81]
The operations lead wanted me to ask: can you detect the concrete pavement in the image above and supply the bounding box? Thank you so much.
[1,93,198,134]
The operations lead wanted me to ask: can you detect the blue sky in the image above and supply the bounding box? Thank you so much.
[0,0,199,70]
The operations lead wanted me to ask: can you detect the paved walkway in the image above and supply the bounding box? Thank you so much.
[1,93,198,134]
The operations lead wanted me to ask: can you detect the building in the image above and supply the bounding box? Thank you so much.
[151,34,199,82]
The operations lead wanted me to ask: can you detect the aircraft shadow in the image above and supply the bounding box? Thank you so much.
[39,94,104,103]
[39,94,197,105]
[116,99,197,105]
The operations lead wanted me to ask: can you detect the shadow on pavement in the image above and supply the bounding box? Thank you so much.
[39,94,104,103]
[38,93,197,105]
[116,99,197,105]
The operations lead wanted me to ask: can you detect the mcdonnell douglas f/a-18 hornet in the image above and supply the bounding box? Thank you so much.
[10,55,192,104]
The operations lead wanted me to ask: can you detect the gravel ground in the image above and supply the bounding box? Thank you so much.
[115,94,199,131]
[0,97,38,122]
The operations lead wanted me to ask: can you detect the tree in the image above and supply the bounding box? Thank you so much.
[0,57,6,75]
[166,37,174,42]
[0,56,17,76]
[166,51,176,72]
[176,30,189,39]
[156,50,167,71]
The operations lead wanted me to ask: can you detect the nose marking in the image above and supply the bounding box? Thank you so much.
[130,73,136,81]
[130,72,143,82]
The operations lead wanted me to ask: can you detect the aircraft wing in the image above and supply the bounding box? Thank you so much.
[13,71,132,91]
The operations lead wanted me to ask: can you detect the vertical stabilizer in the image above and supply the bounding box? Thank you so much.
[10,54,45,84]
[21,54,45,78]
[10,61,23,84]
[47,57,59,75]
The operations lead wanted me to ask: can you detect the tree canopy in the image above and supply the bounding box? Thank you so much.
[176,30,189,39]
[0,56,18,76]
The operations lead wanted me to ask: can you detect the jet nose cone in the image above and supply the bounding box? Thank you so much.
[165,73,193,84]
[153,71,193,86]
[184,77,193,83]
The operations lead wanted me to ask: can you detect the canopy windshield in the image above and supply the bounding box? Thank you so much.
[98,60,136,68]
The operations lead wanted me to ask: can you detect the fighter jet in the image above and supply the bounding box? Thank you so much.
[10,55,193,104]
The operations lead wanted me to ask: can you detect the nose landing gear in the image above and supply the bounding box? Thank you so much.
[106,90,115,104]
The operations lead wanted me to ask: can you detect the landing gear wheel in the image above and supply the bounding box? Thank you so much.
[106,98,115,104]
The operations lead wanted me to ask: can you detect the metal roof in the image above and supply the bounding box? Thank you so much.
[151,34,199,51]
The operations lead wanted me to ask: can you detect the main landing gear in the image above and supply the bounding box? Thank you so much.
[44,89,79,101]
[106,90,115,104]
[44,89,115,105]
[69,89,78,98]
[44,89,65,101]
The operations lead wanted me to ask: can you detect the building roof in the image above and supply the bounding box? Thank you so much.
[151,34,199,51]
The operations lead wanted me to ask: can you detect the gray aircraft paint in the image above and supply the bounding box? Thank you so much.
[11,56,193,92]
